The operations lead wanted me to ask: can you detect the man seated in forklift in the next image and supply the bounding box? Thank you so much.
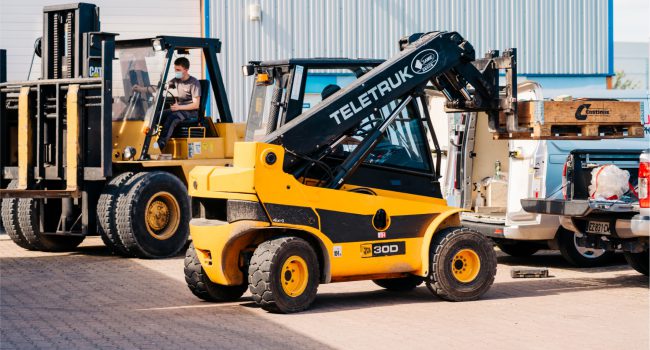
[133,57,201,150]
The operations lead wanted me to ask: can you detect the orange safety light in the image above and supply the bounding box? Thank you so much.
[256,73,270,84]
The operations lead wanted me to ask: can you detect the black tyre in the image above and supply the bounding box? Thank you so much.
[495,240,540,257]
[184,243,247,301]
[557,229,613,267]
[373,275,423,291]
[17,197,85,252]
[115,171,190,258]
[248,236,320,313]
[427,227,497,301]
[1,180,31,249]
[624,251,649,276]
[97,172,134,255]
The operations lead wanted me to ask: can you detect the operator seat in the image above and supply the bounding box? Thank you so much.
[172,79,215,137]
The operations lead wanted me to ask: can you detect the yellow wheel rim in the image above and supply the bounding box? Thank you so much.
[144,191,180,240]
[451,248,481,283]
[280,255,309,297]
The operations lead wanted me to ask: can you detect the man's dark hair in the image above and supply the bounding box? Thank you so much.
[174,57,190,70]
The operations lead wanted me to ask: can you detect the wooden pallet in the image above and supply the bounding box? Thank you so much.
[494,123,645,140]
[493,99,645,140]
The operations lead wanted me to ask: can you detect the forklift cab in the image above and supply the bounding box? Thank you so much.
[242,58,442,197]
[111,36,238,161]
[242,58,383,141]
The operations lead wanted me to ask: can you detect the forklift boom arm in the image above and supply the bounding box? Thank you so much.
[262,31,518,179]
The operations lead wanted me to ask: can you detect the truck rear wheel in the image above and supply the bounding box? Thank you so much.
[116,171,189,258]
[495,240,540,257]
[184,243,247,301]
[97,172,134,255]
[248,236,320,313]
[624,251,649,276]
[373,276,423,291]
[427,227,496,301]
[557,229,613,267]
[1,180,31,249]
[17,198,85,252]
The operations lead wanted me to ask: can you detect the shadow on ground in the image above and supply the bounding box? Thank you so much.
[0,250,330,350]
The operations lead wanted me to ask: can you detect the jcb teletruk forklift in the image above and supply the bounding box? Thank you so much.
[0,3,244,258]
[186,31,520,312]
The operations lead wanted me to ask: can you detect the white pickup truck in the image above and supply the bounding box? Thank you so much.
[429,85,649,267]
[521,149,649,275]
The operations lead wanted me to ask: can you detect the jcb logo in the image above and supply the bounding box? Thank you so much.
[361,244,372,258]
[360,241,405,258]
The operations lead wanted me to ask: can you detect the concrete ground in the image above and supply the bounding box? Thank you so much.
[1,236,648,350]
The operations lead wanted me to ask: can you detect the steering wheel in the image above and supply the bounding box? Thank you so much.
[367,144,409,165]
[353,118,382,137]
[162,89,176,109]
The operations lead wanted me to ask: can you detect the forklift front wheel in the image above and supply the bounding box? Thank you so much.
[427,227,497,301]
[115,171,190,258]
[97,172,135,255]
[17,197,85,252]
[1,180,31,249]
[184,243,248,301]
[248,236,320,313]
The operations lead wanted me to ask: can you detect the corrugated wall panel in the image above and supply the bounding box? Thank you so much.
[0,0,201,81]
[210,0,610,121]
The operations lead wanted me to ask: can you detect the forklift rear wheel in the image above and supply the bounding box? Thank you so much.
[624,251,649,276]
[1,180,31,249]
[17,198,85,252]
[557,229,613,267]
[184,243,247,301]
[427,227,496,301]
[248,236,320,313]
[116,171,190,258]
[97,172,134,255]
[373,276,423,291]
[495,240,540,257]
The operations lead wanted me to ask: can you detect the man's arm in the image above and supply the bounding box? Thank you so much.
[171,79,201,112]
[171,96,200,111]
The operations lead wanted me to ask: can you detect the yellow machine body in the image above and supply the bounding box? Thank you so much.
[111,119,245,180]
[189,142,465,286]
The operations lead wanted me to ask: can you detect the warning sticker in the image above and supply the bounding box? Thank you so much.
[333,245,342,258]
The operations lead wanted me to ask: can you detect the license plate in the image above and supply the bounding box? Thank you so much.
[586,221,610,234]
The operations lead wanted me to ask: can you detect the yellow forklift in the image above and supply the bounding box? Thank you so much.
[0,3,244,258]
[185,32,521,312]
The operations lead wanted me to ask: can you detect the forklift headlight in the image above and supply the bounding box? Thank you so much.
[152,39,163,51]
[242,64,255,76]
[123,146,136,161]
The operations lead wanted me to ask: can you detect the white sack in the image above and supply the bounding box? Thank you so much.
[589,164,630,200]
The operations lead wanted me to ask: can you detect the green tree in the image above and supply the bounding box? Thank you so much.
[613,70,640,90]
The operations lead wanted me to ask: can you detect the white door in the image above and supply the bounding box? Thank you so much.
[506,82,548,226]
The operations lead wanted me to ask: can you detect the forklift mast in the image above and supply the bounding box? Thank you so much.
[0,3,115,189]
[41,3,101,80]
[262,31,518,187]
